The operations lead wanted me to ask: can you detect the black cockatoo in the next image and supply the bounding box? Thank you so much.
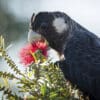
[28,12,100,100]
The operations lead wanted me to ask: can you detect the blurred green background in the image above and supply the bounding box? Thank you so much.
[0,0,28,45]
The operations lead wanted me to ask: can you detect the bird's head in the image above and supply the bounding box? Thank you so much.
[28,12,71,54]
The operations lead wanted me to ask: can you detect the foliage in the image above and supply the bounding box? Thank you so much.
[0,36,85,100]
[0,85,23,100]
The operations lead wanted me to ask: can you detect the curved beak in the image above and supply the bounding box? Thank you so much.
[28,29,42,43]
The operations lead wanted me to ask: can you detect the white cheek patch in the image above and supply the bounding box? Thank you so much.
[52,17,68,34]
[28,29,41,43]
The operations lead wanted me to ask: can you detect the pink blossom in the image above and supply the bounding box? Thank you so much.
[19,40,48,66]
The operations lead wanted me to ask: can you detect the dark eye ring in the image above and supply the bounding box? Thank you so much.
[65,20,67,23]
[40,23,48,29]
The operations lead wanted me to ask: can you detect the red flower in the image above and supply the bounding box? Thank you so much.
[19,40,48,66]
[32,40,47,56]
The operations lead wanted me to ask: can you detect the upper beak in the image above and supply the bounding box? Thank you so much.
[28,29,42,43]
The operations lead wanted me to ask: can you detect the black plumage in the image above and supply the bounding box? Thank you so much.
[29,11,100,100]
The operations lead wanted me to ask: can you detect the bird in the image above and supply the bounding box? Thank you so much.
[28,11,100,100]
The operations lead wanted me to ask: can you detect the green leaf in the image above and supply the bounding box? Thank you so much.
[50,92,57,99]
[40,84,47,96]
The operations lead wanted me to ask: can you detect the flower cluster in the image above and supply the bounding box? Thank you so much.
[19,40,48,66]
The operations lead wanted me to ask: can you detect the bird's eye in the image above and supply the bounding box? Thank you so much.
[40,22,48,29]
[65,20,67,23]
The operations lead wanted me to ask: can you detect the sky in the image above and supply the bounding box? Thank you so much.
[2,0,100,36]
